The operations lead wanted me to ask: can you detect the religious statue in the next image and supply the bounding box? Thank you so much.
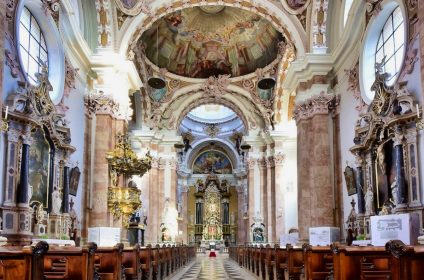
[391,177,399,205]
[51,187,62,214]
[36,203,44,224]
[365,185,374,215]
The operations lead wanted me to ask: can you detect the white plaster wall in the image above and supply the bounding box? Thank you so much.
[283,138,298,231]
[63,76,86,225]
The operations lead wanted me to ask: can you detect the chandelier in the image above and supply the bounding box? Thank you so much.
[106,134,152,226]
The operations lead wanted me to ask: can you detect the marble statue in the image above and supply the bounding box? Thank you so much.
[36,203,44,224]
[51,188,62,214]
[391,177,398,205]
[365,185,374,215]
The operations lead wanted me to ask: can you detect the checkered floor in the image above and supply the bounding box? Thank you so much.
[170,253,256,280]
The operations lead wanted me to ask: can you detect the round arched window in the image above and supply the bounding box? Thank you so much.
[16,1,65,105]
[360,2,406,103]
[19,7,49,84]
[374,6,404,86]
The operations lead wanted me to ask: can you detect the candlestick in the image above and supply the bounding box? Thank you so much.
[417,104,420,119]
[4,106,8,120]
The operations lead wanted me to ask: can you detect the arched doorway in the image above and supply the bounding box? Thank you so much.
[176,104,248,247]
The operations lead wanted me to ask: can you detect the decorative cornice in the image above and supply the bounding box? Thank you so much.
[84,91,120,116]
[293,92,339,122]
[296,75,328,92]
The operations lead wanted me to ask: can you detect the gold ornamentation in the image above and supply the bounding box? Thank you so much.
[106,134,152,226]
[29,61,54,117]
[106,134,152,177]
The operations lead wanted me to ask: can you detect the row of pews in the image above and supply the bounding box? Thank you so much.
[229,240,424,280]
[0,242,196,280]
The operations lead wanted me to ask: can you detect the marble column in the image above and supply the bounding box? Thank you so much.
[247,158,257,238]
[17,132,31,206]
[148,157,159,243]
[393,129,407,207]
[404,129,421,206]
[3,128,20,206]
[354,153,365,214]
[236,182,247,244]
[294,92,338,239]
[63,165,70,213]
[266,155,275,242]
[274,153,285,239]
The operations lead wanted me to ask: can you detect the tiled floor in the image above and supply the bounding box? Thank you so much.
[170,253,256,280]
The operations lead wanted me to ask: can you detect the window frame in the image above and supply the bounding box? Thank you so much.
[16,0,65,105]
[359,0,407,104]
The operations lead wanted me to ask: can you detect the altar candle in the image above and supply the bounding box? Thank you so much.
[4,106,8,120]
[417,104,420,118]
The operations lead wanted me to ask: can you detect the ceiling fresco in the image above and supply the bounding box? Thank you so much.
[139,6,283,78]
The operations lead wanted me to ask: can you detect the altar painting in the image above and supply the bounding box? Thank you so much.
[29,129,50,206]
[193,151,232,174]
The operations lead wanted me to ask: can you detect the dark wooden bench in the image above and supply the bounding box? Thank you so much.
[94,243,124,280]
[43,242,98,280]
[331,243,392,280]
[302,244,333,280]
[139,245,152,280]
[122,244,140,280]
[386,240,424,280]
[0,241,49,280]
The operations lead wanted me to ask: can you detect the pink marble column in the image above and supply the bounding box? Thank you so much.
[236,183,246,244]
[247,159,256,241]
[267,157,276,242]
[260,157,268,239]
[147,158,159,243]
[294,93,339,239]
[274,154,285,239]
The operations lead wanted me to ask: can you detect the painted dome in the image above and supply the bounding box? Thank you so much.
[139,6,282,78]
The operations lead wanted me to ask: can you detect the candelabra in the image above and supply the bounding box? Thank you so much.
[106,134,152,227]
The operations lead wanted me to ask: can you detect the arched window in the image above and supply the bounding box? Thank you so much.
[19,7,49,84]
[343,0,354,26]
[360,1,406,103]
[374,6,404,86]
[16,1,65,105]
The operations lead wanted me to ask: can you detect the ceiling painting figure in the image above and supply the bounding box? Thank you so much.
[140,6,283,78]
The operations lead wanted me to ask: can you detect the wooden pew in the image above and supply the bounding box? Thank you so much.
[0,241,49,280]
[331,243,391,280]
[44,242,98,280]
[302,244,333,280]
[385,240,424,280]
[264,244,277,280]
[151,245,162,280]
[139,245,152,280]
[260,245,267,279]
[275,246,288,280]
[94,243,125,280]
[284,244,303,280]
[122,244,140,280]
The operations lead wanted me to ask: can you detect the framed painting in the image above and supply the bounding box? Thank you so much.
[114,0,148,16]
[69,166,81,196]
[344,165,357,196]
[29,129,51,206]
